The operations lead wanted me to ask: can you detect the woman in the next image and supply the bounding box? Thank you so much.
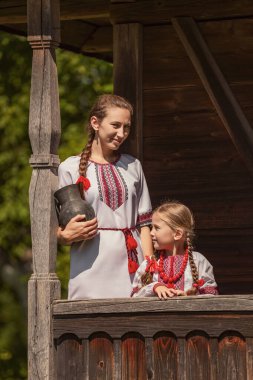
[57,94,153,299]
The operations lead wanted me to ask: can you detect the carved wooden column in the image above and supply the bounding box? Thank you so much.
[27,1,61,379]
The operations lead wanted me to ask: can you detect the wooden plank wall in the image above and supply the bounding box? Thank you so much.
[142,19,253,294]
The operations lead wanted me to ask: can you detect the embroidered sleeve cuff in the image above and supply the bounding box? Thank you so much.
[199,286,219,295]
[136,210,152,227]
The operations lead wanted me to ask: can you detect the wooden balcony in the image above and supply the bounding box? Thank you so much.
[53,295,253,379]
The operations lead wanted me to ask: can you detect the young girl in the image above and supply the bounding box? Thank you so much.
[131,201,218,299]
[57,94,153,299]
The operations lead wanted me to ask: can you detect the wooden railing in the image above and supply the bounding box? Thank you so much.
[53,295,253,379]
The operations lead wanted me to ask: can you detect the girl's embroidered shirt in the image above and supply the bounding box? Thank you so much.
[131,251,219,297]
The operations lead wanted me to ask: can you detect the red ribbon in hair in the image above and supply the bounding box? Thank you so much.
[193,278,205,288]
[145,256,158,274]
[76,176,91,191]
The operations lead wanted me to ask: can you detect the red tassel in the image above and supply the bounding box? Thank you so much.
[128,259,139,274]
[76,176,91,191]
[126,235,137,250]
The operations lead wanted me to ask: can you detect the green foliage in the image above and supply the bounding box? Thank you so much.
[0,31,112,379]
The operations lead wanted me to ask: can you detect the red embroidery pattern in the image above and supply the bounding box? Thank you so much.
[199,286,219,295]
[136,210,152,227]
[161,255,185,290]
[95,163,128,210]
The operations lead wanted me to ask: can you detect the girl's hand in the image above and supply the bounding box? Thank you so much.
[57,214,98,245]
[154,285,187,299]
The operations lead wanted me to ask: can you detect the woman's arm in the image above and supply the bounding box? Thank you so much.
[140,225,153,257]
[57,214,98,245]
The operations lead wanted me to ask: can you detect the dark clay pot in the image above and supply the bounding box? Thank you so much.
[54,184,95,228]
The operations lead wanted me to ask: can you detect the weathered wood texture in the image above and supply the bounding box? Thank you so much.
[110,0,253,25]
[0,0,110,24]
[27,1,61,379]
[53,297,253,379]
[142,19,253,294]
[113,23,143,160]
[3,0,253,25]
[172,17,253,175]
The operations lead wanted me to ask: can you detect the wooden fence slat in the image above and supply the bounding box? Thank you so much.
[145,338,154,380]
[209,339,218,380]
[218,333,247,380]
[121,333,146,380]
[56,335,84,380]
[89,333,114,380]
[153,333,178,379]
[177,338,187,380]
[246,338,253,380]
[113,339,122,380]
[186,333,211,380]
[83,339,89,380]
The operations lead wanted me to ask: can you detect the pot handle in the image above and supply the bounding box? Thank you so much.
[54,196,60,223]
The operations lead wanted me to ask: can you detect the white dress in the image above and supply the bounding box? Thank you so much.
[131,251,219,297]
[58,154,152,299]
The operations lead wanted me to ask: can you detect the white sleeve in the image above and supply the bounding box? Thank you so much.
[131,260,159,297]
[196,253,219,295]
[135,159,152,228]
[58,158,79,188]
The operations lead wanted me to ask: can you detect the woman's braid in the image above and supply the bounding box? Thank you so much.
[79,127,95,178]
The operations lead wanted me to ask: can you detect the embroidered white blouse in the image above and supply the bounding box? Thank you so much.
[58,154,152,299]
[131,251,219,297]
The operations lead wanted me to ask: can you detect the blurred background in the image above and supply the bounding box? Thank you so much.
[0,32,113,379]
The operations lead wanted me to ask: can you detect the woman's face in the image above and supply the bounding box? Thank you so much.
[91,107,131,152]
[150,212,176,251]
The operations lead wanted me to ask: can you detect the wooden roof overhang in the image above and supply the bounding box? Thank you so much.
[2,1,253,173]
[2,0,253,61]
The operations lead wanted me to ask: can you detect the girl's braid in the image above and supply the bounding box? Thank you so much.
[141,251,160,286]
[187,233,198,283]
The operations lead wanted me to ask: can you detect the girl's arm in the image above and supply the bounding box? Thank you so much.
[57,214,98,245]
[140,225,153,257]
[196,254,219,295]
[131,260,159,297]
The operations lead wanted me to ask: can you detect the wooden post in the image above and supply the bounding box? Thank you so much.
[113,22,143,161]
[27,0,61,379]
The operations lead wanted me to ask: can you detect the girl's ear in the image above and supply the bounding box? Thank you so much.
[174,228,184,241]
[90,116,100,131]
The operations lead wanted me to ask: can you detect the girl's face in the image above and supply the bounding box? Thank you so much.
[91,107,131,152]
[150,212,180,252]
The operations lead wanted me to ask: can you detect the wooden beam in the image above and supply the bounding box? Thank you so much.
[113,23,143,161]
[0,0,109,24]
[53,295,253,316]
[60,21,112,53]
[172,17,253,176]
[2,0,253,25]
[110,0,253,25]
[60,0,109,21]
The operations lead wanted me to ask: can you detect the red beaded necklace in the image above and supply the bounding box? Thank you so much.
[158,248,189,289]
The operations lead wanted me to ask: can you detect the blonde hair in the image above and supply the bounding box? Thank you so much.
[154,201,199,291]
[79,94,133,178]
